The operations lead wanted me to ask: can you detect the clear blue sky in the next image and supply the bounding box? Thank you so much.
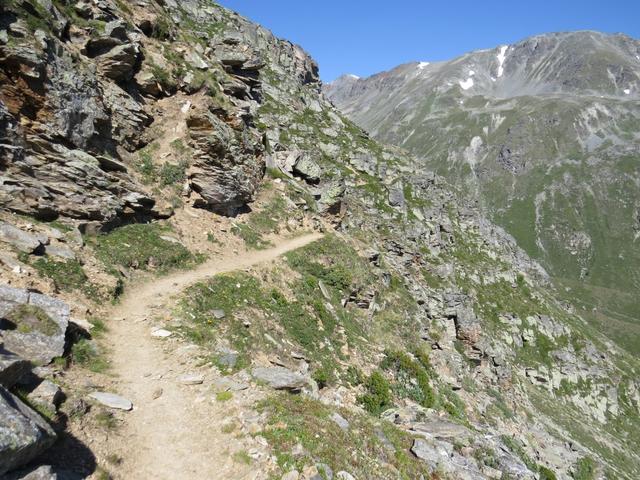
[216,0,640,82]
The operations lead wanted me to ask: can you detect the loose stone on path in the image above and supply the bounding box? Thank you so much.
[151,328,173,338]
[178,374,205,385]
[88,392,133,411]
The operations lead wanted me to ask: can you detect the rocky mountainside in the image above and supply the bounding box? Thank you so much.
[1,3,639,480]
[325,31,640,353]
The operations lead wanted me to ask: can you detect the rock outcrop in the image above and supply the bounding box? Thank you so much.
[0,286,69,365]
[0,385,56,476]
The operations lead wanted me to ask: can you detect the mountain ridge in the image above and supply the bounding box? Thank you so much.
[325,29,640,353]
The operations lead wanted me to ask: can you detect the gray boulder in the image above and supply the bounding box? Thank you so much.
[293,153,322,184]
[318,181,345,214]
[336,473,356,480]
[411,438,450,468]
[388,182,405,209]
[0,386,57,476]
[251,367,309,392]
[0,351,31,389]
[451,306,482,346]
[5,465,57,479]
[411,438,489,479]
[44,244,76,261]
[0,223,45,254]
[27,380,63,413]
[349,152,377,176]
[410,419,473,442]
[105,20,129,42]
[213,45,249,67]
[330,412,349,430]
[98,43,140,81]
[0,286,70,365]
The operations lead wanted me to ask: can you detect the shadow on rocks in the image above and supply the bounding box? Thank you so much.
[32,428,98,479]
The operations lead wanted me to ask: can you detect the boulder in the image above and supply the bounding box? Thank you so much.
[105,20,129,42]
[410,419,473,442]
[0,351,31,389]
[213,45,249,67]
[0,286,70,365]
[84,36,122,57]
[0,386,57,476]
[0,141,157,226]
[27,380,63,413]
[251,367,309,392]
[388,182,405,209]
[330,412,349,430]
[5,465,57,480]
[451,307,482,346]
[349,152,377,176]
[0,223,45,254]
[44,244,76,260]
[293,153,322,184]
[177,374,204,385]
[318,181,345,214]
[411,438,450,468]
[135,70,163,97]
[98,43,139,81]
[336,473,356,480]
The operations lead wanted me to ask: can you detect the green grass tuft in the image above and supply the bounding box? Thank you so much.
[93,223,201,273]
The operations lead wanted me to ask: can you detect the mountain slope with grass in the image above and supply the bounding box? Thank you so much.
[1,3,639,480]
[325,31,640,353]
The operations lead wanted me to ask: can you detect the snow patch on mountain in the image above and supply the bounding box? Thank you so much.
[460,77,474,90]
[464,136,484,169]
[418,62,430,70]
[497,45,509,78]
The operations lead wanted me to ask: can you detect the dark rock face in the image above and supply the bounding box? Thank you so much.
[186,101,265,216]
[0,0,326,222]
[0,385,57,476]
[0,8,157,225]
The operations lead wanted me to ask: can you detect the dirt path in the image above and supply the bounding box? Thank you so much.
[104,233,323,479]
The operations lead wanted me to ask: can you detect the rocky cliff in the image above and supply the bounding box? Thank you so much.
[0,3,639,480]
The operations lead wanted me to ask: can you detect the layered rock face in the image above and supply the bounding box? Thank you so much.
[0,0,284,224]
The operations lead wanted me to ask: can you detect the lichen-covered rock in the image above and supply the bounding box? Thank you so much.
[293,153,322,184]
[0,386,57,476]
[251,367,309,391]
[0,286,69,365]
[0,11,156,225]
